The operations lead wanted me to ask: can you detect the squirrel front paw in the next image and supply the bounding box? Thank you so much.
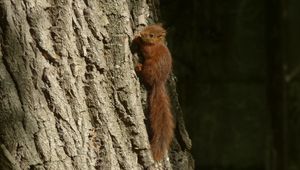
[135,63,142,72]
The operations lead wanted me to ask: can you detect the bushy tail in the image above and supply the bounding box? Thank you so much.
[149,84,174,161]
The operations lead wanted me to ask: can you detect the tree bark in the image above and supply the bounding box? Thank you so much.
[0,0,193,169]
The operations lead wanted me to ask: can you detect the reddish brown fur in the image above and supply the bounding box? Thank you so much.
[134,24,174,161]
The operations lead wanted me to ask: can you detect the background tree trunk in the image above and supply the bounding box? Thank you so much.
[0,0,193,169]
[266,0,288,169]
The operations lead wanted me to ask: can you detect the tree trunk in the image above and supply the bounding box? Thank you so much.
[266,0,288,169]
[0,0,194,169]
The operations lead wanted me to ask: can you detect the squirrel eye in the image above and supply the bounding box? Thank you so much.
[149,34,154,38]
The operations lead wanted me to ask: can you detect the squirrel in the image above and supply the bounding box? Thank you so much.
[133,24,174,161]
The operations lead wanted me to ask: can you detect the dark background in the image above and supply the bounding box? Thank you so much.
[159,0,300,169]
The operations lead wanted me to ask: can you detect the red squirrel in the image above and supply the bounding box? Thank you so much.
[133,24,174,161]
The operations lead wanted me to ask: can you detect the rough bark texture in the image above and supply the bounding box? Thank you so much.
[0,0,193,170]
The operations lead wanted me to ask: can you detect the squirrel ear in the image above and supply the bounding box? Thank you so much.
[157,23,166,30]
[155,23,166,34]
[156,23,164,27]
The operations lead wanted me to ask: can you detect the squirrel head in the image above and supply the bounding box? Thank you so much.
[139,24,166,44]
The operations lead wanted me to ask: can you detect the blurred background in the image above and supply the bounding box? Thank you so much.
[159,0,300,169]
